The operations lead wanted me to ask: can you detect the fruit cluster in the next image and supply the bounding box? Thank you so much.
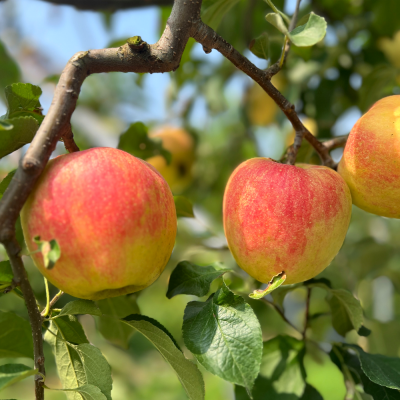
[21,95,400,299]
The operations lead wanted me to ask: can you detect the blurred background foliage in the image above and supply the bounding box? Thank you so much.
[0,0,400,398]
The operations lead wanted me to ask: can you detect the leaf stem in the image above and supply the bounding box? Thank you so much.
[41,289,64,318]
[261,298,302,336]
[42,278,51,318]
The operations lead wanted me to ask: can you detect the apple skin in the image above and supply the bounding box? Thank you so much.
[223,158,352,285]
[146,126,194,194]
[337,95,400,218]
[21,147,177,300]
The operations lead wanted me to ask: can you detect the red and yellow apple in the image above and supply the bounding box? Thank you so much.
[146,126,194,193]
[338,95,400,218]
[223,158,352,284]
[21,147,177,300]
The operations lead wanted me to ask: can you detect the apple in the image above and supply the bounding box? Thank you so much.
[146,126,194,194]
[245,75,285,126]
[223,158,352,285]
[21,147,177,300]
[337,95,400,218]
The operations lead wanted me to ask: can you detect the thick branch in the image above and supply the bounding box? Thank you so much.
[191,20,335,168]
[4,238,45,398]
[37,0,174,10]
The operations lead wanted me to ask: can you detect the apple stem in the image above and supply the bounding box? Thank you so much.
[60,123,80,153]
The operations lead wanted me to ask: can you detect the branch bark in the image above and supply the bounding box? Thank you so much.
[191,20,335,167]
[4,238,45,398]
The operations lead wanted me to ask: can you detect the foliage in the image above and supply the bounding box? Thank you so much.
[0,0,400,399]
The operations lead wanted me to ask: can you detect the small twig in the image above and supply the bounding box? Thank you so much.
[3,238,45,399]
[322,135,348,151]
[41,290,64,317]
[261,298,302,335]
[61,123,80,153]
[302,287,311,339]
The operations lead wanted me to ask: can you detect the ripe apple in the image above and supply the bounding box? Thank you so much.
[337,95,400,218]
[21,147,177,300]
[223,158,352,285]
[146,126,194,193]
[245,75,285,126]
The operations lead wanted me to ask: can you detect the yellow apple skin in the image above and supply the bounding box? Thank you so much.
[223,158,352,285]
[338,95,400,218]
[21,147,177,300]
[285,117,318,148]
[146,126,194,194]
[245,75,285,126]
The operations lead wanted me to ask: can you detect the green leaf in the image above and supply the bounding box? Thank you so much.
[0,261,13,285]
[167,261,232,299]
[117,122,171,164]
[265,13,288,35]
[49,384,107,400]
[235,335,307,399]
[348,345,400,390]
[0,40,21,97]
[174,196,195,218]
[361,373,400,400]
[0,364,37,391]
[300,384,323,400]
[44,318,112,400]
[0,120,13,130]
[0,311,33,359]
[0,116,38,159]
[53,300,102,319]
[358,326,372,337]
[249,271,286,299]
[327,289,363,336]
[0,170,16,198]
[33,236,61,270]
[5,83,43,120]
[122,314,205,400]
[249,33,269,60]
[183,283,262,392]
[202,0,241,30]
[96,295,140,348]
[288,13,327,47]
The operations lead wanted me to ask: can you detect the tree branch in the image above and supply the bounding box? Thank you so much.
[61,123,80,153]
[322,135,348,151]
[191,20,335,168]
[37,0,174,11]
[4,238,45,398]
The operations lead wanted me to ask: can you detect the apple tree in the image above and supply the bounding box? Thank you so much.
[0,0,400,399]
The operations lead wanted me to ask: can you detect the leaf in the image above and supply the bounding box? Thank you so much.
[0,170,16,198]
[51,384,107,400]
[174,196,195,218]
[0,116,38,159]
[33,236,61,270]
[300,384,323,400]
[249,33,269,60]
[96,295,140,348]
[122,314,205,400]
[54,300,102,319]
[270,284,301,310]
[0,364,37,391]
[347,345,400,390]
[167,261,232,299]
[0,311,33,359]
[249,271,286,299]
[0,260,13,285]
[235,335,307,399]
[117,122,171,164]
[0,40,21,97]
[44,318,112,400]
[5,83,43,120]
[288,13,327,47]
[0,120,13,130]
[358,326,372,337]
[327,289,363,336]
[202,0,241,30]
[265,13,288,35]
[183,283,262,392]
